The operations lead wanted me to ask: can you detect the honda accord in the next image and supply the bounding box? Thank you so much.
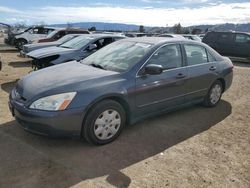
[9,37,233,145]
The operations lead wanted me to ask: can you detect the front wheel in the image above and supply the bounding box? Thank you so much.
[82,100,126,145]
[16,39,27,50]
[203,80,223,107]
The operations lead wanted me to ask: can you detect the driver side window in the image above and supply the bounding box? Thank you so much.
[147,44,182,70]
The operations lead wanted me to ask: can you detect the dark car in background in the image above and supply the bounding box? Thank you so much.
[21,34,82,56]
[27,34,125,69]
[9,37,233,145]
[202,31,250,61]
[37,28,90,43]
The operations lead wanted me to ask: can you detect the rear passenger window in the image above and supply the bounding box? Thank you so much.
[147,44,182,70]
[184,44,208,65]
[235,34,250,43]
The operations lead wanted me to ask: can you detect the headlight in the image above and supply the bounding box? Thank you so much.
[29,92,76,111]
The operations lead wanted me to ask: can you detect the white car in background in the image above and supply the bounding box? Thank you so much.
[14,26,56,49]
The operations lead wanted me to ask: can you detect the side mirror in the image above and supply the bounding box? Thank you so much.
[144,64,163,75]
[88,44,97,51]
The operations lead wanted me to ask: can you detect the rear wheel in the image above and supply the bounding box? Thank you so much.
[82,100,126,145]
[203,80,223,107]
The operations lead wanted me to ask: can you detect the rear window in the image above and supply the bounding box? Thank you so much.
[235,34,250,43]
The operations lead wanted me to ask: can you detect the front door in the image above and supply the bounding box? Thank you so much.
[135,44,188,116]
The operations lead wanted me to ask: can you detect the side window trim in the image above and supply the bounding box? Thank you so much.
[183,43,210,66]
[136,43,184,77]
[147,43,183,70]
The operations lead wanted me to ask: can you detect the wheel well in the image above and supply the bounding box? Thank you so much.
[81,96,131,136]
[17,38,27,42]
[217,78,225,92]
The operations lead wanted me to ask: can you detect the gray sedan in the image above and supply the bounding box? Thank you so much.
[21,34,81,56]
[9,37,233,145]
[27,34,126,69]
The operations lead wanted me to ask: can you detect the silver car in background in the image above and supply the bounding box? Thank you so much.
[21,34,81,56]
[27,34,126,70]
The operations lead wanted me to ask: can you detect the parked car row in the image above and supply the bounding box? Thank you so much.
[4,26,90,50]
[8,36,233,145]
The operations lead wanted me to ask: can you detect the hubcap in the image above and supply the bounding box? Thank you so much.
[210,84,222,104]
[94,109,121,140]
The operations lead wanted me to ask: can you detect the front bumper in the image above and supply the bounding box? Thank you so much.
[9,96,86,138]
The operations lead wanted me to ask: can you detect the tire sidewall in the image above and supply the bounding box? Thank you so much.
[205,81,223,107]
[17,39,27,49]
[83,100,126,145]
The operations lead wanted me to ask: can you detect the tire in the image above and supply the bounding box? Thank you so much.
[82,100,126,145]
[203,80,223,107]
[16,39,27,50]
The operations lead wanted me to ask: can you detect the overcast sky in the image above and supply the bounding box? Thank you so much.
[0,0,250,26]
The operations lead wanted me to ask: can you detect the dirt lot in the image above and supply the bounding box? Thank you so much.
[0,38,249,188]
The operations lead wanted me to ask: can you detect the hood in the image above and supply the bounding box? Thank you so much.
[25,42,59,49]
[24,42,60,52]
[17,61,119,100]
[27,46,75,59]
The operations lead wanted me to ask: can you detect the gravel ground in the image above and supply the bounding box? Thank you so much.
[0,38,249,188]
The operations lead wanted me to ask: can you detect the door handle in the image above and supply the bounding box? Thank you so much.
[176,73,186,79]
[209,66,216,71]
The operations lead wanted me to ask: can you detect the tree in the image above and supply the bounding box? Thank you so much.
[173,23,182,34]
[139,25,145,33]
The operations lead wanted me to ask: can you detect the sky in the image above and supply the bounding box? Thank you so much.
[0,0,250,27]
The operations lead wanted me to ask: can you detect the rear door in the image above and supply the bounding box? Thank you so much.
[183,43,219,101]
[135,43,188,115]
[232,33,250,58]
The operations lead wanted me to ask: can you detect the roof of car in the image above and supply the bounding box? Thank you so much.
[208,31,250,35]
[76,34,126,39]
[120,37,188,45]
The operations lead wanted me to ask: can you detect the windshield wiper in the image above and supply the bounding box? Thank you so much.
[90,63,106,70]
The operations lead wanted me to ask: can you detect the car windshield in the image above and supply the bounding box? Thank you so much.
[46,30,58,38]
[60,35,93,49]
[81,41,152,72]
[57,35,76,44]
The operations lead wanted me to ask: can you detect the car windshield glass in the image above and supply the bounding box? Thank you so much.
[57,35,75,44]
[46,30,58,38]
[81,41,152,72]
[60,35,93,49]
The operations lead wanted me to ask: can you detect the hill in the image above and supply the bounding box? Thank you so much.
[49,22,250,33]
